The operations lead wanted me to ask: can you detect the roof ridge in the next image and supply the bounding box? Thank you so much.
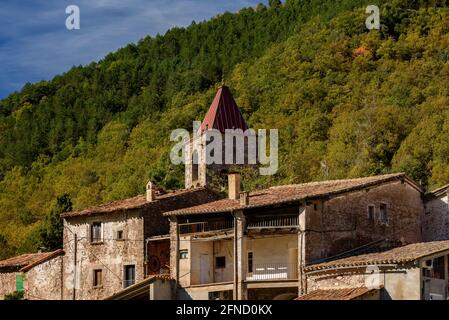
[268,173,406,190]
[63,186,211,217]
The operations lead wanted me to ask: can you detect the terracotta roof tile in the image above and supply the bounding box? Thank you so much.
[305,240,449,272]
[62,187,219,218]
[297,287,378,300]
[165,173,419,216]
[0,249,64,272]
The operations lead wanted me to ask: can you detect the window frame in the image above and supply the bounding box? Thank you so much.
[116,230,124,241]
[179,249,189,260]
[90,222,103,244]
[215,256,226,269]
[123,265,136,288]
[247,252,254,274]
[93,269,103,288]
[379,203,388,223]
[368,205,375,222]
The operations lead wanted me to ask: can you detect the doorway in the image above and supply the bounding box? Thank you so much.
[200,254,211,284]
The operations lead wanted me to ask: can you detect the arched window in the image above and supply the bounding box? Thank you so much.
[192,150,199,184]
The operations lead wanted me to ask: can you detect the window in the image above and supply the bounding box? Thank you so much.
[91,222,102,243]
[380,204,388,223]
[93,269,103,288]
[15,274,24,293]
[192,151,199,183]
[368,205,375,222]
[423,257,445,280]
[216,256,226,269]
[179,250,189,259]
[116,230,124,240]
[123,265,135,288]
[248,252,253,273]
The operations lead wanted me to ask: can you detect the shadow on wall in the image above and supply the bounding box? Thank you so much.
[381,288,393,301]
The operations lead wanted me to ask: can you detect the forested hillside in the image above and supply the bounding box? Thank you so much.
[1,0,449,258]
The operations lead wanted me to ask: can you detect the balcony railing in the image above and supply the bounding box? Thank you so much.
[179,220,234,235]
[247,216,299,230]
[246,263,298,281]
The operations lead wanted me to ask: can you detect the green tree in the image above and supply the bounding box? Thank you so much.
[38,194,72,251]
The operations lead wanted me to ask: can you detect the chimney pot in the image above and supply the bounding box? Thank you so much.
[146,181,156,202]
[240,192,249,206]
[228,173,241,200]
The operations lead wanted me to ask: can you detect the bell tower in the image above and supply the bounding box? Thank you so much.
[185,85,250,189]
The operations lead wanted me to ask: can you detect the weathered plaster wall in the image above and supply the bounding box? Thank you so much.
[211,239,234,284]
[63,210,144,300]
[0,271,17,299]
[246,235,298,280]
[384,267,421,300]
[25,255,63,300]
[178,235,192,288]
[423,194,449,241]
[305,181,423,264]
[149,279,173,300]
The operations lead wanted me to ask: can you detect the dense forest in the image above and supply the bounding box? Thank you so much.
[2,0,449,258]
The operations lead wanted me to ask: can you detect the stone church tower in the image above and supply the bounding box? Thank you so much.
[185,85,254,189]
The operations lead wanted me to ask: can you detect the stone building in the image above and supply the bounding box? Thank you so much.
[303,240,449,300]
[0,249,64,300]
[423,184,449,242]
[61,184,221,300]
[165,172,424,300]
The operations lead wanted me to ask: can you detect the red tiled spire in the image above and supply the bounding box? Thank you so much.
[200,86,248,134]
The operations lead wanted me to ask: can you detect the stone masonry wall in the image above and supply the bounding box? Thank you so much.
[0,271,17,299]
[305,180,423,264]
[423,193,449,241]
[63,210,144,300]
[25,255,63,300]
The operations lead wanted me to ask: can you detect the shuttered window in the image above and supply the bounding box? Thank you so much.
[15,274,24,293]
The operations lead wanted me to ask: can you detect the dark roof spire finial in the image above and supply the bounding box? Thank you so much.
[221,73,225,87]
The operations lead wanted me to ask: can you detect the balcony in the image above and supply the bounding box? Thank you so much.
[247,216,299,230]
[179,220,234,235]
[246,263,298,281]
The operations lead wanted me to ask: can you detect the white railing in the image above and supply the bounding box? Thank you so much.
[247,216,299,230]
[179,220,234,235]
[246,263,298,281]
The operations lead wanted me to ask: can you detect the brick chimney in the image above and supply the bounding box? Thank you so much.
[228,173,241,200]
[240,191,249,206]
[146,181,156,202]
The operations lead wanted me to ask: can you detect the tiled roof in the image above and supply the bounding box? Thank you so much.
[305,240,449,272]
[426,183,449,199]
[0,249,64,272]
[62,187,219,218]
[165,173,419,216]
[297,287,378,300]
[200,86,248,134]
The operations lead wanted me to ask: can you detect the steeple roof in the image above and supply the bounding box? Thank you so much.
[200,86,248,134]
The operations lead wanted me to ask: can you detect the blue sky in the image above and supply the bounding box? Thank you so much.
[0,0,262,99]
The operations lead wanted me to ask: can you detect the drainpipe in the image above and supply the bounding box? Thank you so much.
[298,229,304,295]
[145,239,150,277]
[72,233,77,300]
[232,210,238,300]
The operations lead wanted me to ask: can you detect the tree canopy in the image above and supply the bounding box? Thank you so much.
[1,0,449,257]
